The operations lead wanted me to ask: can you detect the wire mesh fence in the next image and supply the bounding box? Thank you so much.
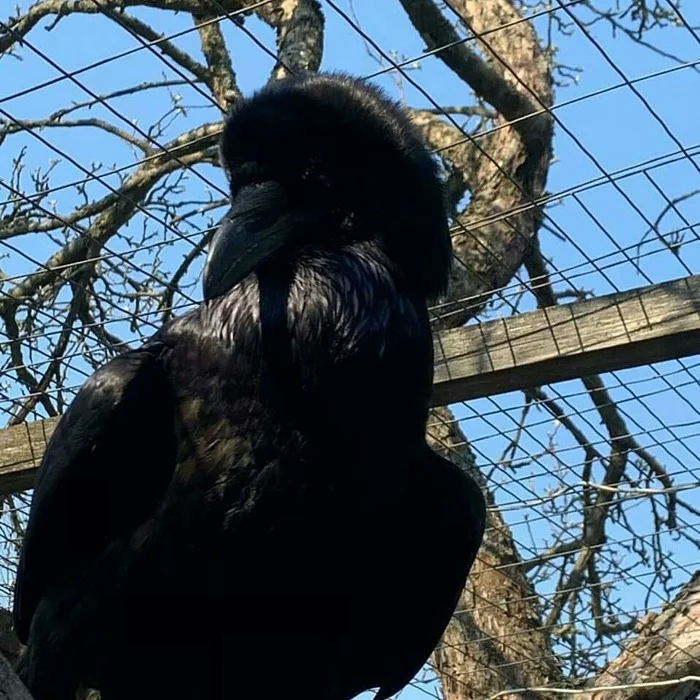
[1,0,700,698]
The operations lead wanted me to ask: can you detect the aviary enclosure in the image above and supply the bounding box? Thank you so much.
[0,1,699,698]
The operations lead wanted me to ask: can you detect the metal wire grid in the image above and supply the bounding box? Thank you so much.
[1,1,700,698]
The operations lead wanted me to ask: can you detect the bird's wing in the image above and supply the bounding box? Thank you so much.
[12,342,177,643]
[375,452,486,700]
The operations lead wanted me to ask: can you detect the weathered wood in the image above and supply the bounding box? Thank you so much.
[431,273,700,406]
[0,419,58,496]
[2,274,700,496]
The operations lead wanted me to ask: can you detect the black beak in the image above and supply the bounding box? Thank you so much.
[202,182,298,300]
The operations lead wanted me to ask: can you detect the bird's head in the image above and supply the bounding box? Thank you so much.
[203,72,452,302]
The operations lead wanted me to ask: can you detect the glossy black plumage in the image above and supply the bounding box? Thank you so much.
[13,72,486,700]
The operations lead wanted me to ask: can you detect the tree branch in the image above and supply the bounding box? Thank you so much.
[0,0,249,56]
[0,118,151,154]
[2,122,220,303]
[193,12,240,109]
[402,0,554,328]
[94,8,211,86]
[256,0,325,80]
[581,571,700,700]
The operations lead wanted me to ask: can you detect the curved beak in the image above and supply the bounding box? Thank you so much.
[202,182,297,300]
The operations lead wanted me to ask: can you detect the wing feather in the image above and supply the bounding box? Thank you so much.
[13,342,177,643]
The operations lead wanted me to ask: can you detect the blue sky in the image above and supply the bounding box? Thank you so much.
[1,1,700,696]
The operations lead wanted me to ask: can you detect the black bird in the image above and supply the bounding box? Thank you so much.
[13,72,486,700]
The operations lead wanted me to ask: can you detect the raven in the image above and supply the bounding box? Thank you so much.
[13,72,486,700]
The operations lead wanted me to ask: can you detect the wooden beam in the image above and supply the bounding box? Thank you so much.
[2,274,700,496]
[0,418,58,496]
[430,273,700,406]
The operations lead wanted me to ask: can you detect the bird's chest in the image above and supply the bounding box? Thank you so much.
[224,454,420,593]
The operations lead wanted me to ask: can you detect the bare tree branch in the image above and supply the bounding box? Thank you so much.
[0,0,250,55]
[0,118,152,154]
[401,0,554,328]
[2,122,220,303]
[580,571,700,700]
[256,0,325,79]
[194,12,241,109]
